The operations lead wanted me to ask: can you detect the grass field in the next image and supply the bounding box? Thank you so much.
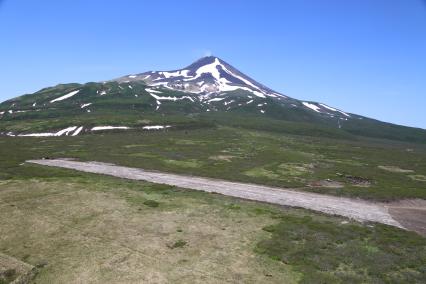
[1,127,426,201]
[1,127,426,283]
[0,172,425,283]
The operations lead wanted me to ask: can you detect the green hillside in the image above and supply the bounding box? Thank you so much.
[1,81,425,143]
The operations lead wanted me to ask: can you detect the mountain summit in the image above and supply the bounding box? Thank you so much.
[114,56,285,99]
[1,56,425,143]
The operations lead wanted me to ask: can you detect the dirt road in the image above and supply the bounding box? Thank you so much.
[28,159,405,229]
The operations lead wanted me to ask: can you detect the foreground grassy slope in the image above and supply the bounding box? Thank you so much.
[0,177,298,283]
[1,127,425,201]
[0,169,425,283]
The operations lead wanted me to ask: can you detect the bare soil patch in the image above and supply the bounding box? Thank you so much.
[409,175,426,182]
[0,253,36,283]
[308,179,344,189]
[387,199,426,236]
[209,155,235,162]
[378,165,414,173]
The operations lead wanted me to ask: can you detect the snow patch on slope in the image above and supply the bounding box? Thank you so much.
[142,125,171,130]
[18,126,79,137]
[319,103,337,112]
[207,97,225,103]
[160,70,191,79]
[302,102,321,113]
[72,126,84,136]
[91,126,130,131]
[50,90,80,103]
[81,103,92,109]
[145,88,162,94]
[148,92,194,102]
[319,103,351,117]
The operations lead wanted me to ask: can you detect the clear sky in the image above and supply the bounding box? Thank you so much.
[1,0,425,128]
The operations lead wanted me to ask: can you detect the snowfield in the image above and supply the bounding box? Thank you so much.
[50,90,80,103]
[302,102,321,113]
[81,103,92,109]
[148,92,194,102]
[3,124,174,137]
[91,126,130,131]
[142,125,171,130]
[18,126,79,137]
[319,103,351,117]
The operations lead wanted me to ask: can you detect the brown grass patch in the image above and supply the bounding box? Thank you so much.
[0,179,297,283]
[209,155,235,162]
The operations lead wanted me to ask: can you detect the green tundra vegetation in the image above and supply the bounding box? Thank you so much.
[1,127,425,200]
[0,126,425,283]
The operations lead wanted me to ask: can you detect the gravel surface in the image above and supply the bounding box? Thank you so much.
[28,159,403,228]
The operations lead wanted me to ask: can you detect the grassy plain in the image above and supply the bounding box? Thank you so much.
[2,127,425,201]
[0,127,426,283]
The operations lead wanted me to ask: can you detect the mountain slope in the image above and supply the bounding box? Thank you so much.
[0,56,425,143]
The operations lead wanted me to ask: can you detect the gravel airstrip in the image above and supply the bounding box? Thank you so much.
[27,159,414,230]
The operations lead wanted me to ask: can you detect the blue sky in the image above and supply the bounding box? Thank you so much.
[1,0,425,128]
